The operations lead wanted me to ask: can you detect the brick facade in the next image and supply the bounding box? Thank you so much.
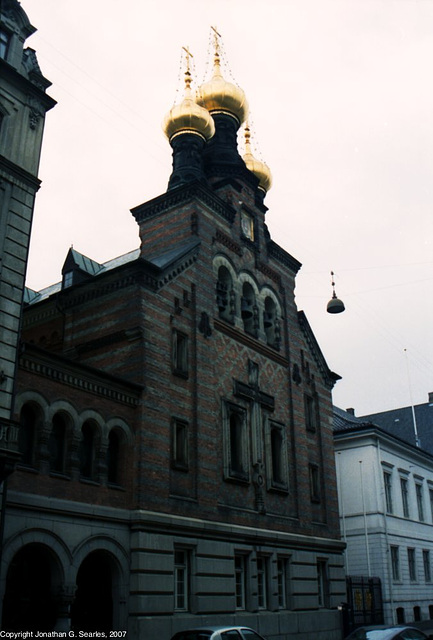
[1,8,346,638]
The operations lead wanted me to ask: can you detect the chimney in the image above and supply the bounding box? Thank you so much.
[346,408,355,416]
[428,392,433,406]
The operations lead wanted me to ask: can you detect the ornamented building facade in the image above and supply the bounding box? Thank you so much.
[1,8,346,639]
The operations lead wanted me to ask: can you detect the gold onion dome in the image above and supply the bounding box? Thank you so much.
[197,41,248,125]
[243,124,272,193]
[163,56,215,143]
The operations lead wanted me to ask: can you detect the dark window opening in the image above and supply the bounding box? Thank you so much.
[241,282,256,336]
[48,414,67,474]
[172,419,188,470]
[173,330,188,378]
[309,464,321,502]
[106,430,120,484]
[18,404,37,467]
[79,422,95,480]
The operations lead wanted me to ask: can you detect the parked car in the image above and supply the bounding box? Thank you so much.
[170,626,267,640]
[345,625,432,640]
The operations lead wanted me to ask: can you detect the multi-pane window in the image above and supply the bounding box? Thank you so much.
[317,560,328,607]
[234,555,246,610]
[400,478,410,518]
[172,419,188,470]
[304,394,317,432]
[423,550,431,583]
[172,330,188,377]
[174,549,190,611]
[256,556,268,609]
[309,464,321,502]
[384,472,393,514]
[391,546,400,581]
[277,557,289,609]
[408,548,417,582]
[416,483,425,521]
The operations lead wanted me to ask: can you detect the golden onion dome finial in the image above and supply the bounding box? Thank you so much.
[196,27,248,126]
[243,123,272,194]
[162,47,215,143]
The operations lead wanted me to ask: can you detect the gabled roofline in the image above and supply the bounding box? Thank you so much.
[298,311,341,389]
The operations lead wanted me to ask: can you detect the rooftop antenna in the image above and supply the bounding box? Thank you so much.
[404,348,420,447]
[327,271,345,314]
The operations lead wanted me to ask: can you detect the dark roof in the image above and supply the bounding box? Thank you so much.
[333,406,375,432]
[360,403,433,455]
[333,401,433,457]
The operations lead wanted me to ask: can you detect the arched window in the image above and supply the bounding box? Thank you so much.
[241,282,256,336]
[79,422,96,480]
[18,404,37,467]
[48,413,67,474]
[216,266,234,322]
[264,296,280,349]
[106,430,121,485]
[396,607,405,624]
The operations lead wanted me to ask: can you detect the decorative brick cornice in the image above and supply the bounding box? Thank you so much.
[19,344,143,406]
[267,240,302,274]
[214,318,288,367]
[213,229,242,256]
[256,260,282,289]
[131,182,236,225]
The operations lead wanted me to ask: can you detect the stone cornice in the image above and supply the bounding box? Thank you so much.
[0,155,41,190]
[267,240,302,274]
[131,182,236,225]
[213,229,242,256]
[19,343,143,407]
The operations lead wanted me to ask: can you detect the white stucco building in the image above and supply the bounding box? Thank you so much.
[334,407,433,626]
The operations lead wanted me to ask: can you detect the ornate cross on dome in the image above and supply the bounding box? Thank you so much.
[181,46,193,91]
[211,25,222,63]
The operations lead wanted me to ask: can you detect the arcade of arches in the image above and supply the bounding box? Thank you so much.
[2,544,120,631]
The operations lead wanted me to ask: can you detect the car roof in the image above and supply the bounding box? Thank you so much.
[176,628,254,632]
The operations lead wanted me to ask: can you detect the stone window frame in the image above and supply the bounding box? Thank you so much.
[415,480,425,522]
[309,463,321,503]
[383,470,394,514]
[304,392,319,433]
[171,417,189,471]
[316,558,329,608]
[265,418,288,492]
[408,547,417,582]
[256,554,270,610]
[400,476,410,518]
[423,549,431,583]
[172,329,189,379]
[222,400,250,483]
[276,555,291,610]
[390,545,401,581]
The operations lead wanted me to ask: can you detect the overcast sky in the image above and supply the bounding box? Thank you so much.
[23,0,433,417]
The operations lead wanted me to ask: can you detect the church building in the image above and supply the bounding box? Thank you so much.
[1,5,346,639]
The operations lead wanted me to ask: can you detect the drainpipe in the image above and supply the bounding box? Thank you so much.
[377,439,395,624]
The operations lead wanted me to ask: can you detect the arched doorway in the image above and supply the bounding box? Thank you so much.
[2,544,58,631]
[71,551,113,632]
